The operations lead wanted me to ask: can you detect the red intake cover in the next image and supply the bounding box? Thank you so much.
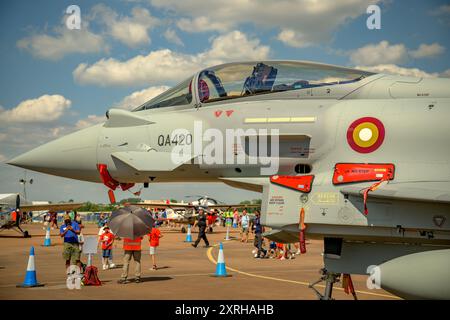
[270,175,314,193]
[333,163,395,185]
[97,164,119,190]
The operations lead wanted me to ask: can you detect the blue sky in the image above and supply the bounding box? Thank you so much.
[0,0,449,203]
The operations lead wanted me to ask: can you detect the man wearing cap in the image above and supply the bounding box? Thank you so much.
[59,214,82,272]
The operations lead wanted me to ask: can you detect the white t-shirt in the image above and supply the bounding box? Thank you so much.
[241,215,249,228]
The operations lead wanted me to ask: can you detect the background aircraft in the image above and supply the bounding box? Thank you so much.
[0,193,82,237]
[8,60,450,299]
[139,196,259,232]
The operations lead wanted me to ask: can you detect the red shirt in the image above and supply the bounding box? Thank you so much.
[100,232,115,250]
[207,214,216,225]
[148,228,161,247]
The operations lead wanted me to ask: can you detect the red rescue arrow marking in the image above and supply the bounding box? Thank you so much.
[270,175,314,193]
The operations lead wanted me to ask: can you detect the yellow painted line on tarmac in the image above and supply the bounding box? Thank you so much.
[206,245,400,300]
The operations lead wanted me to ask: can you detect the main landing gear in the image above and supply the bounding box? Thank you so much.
[309,268,341,300]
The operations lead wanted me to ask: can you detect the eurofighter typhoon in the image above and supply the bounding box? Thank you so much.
[8,61,450,299]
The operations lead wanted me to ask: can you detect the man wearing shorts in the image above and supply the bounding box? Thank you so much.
[59,214,81,272]
[240,210,250,243]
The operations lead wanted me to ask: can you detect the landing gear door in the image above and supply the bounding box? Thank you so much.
[262,181,300,228]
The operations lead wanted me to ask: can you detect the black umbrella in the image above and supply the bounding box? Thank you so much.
[109,205,154,239]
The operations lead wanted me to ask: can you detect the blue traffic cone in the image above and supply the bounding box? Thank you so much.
[184,224,193,242]
[17,247,44,287]
[43,227,51,246]
[214,243,230,277]
[224,225,231,241]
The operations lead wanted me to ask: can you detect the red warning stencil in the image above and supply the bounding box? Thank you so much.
[332,163,395,185]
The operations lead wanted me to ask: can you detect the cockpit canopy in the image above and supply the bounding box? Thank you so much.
[133,61,375,111]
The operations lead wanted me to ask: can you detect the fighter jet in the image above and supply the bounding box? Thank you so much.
[8,60,450,299]
[0,193,82,237]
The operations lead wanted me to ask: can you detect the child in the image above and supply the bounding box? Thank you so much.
[77,223,87,273]
[99,226,115,270]
[276,242,285,260]
[148,224,163,270]
[268,241,277,258]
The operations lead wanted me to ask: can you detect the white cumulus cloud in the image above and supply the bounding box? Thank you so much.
[409,43,445,59]
[163,29,184,46]
[73,50,200,87]
[73,30,270,86]
[17,25,108,61]
[440,69,450,78]
[177,17,231,33]
[355,64,440,78]
[112,86,170,110]
[350,41,446,66]
[90,4,159,48]
[201,31,270,64]
[0,95,71,123]
[151,0,381,47]
[277,29,311,48]
[350,41,408,66]
[75,115,105,130]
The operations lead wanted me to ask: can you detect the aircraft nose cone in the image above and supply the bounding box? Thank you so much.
[8,124,102,182]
